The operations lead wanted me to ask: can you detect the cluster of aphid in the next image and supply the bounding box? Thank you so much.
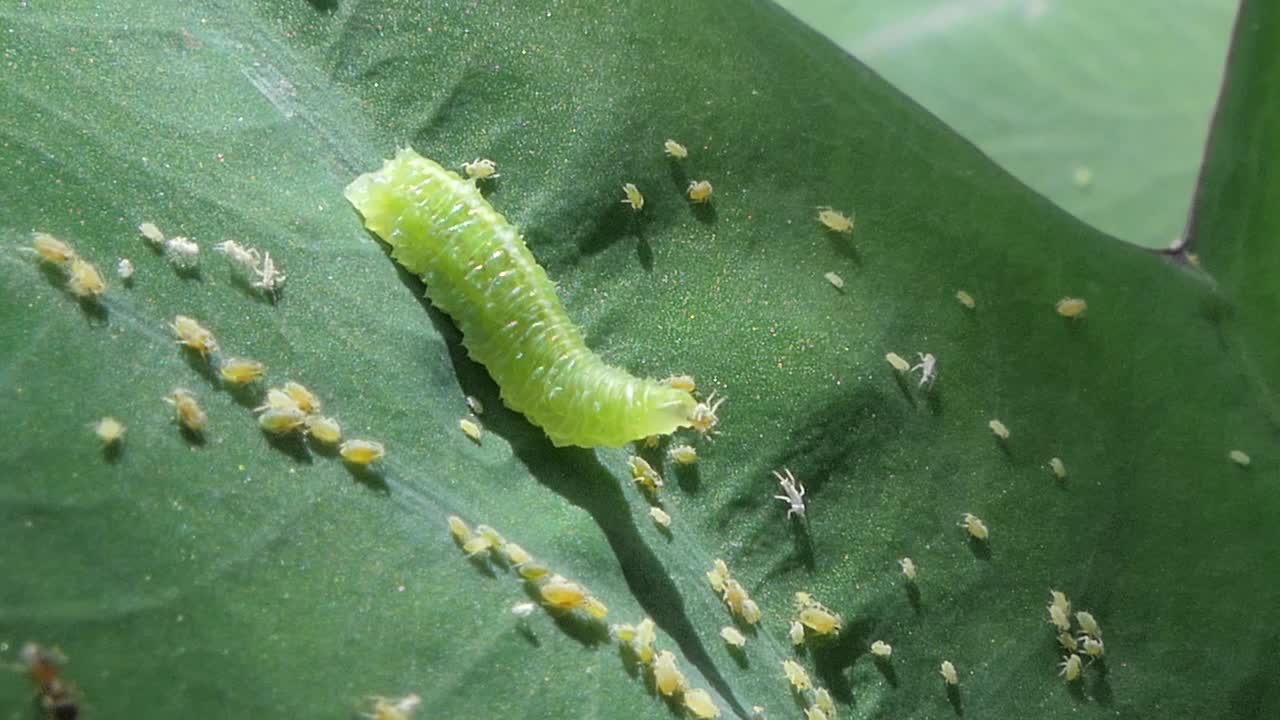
[884,351,937,390]
[779,659,839,720]
[788,591,843,646]
[611,616,722,718]
[18,643,79,720]
[138,221,200,271]
[1046,589,1105,683]
[706,559,763,625]
[26,232,107,302]
[655,138,715,206]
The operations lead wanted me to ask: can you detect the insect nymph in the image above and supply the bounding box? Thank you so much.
[345,149,699,447]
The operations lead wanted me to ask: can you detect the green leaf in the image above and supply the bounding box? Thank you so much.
[1,1,1276,719]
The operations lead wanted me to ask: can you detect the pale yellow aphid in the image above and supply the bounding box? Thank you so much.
[723,580,749,614]
[1049,589,1071,615]
[789,620,806,646]
[621,183,644,211]
[517,562,551,582]
[782,659,812,691]
[1080,636,1104,659]
[257,388,298,413]
[686,180,714,204]
[870,640,892,658]
[688,392,725,436]
[304,415,342,444]
[219,358,265,385]
[501,542,531,566]
[583,596,609,620]
[1047,604,1070,633]
[462,158,499,180]
[823,271,844,289]
[116,258,134,280]
[804,706,829,720]
[1229,449,1251,467]
[166,389,208,433]
[662,374,697,393]
[799,606,841,636]
[363,693,421,720]
[1058,653,1082,682]
[1057,632,1079,653]
[339,439,385,466]
[720,626,746,648]
[475,524,506,548]
[816,207,854,234]
[1055,297,1087,319]
[1072,165,1093,189]
[67,257,106,299]
[899,557,917,581]
[649,506,672,529]
[92,416,126,446]
[447,515,471,544]
[814,687,835,717]
[631,617,657,664]
[940,660,958,685]
[163,236,200,270]
[628,455,663,493]
[1075,611,1101,638]
[540,576,589,610]
[30,232,76,265]
[653,650,688,696]
[459,417,483,443]
[462,534,495,557]
[955,289,976,309]
[988,418,1010,440]
[171,315,219,356]
[668,444,698,464]
[283,381,321,415]
[663,139,688,159]
[465,395,484,415]
[960,512,989,541]
[706,559,730,594]
[885,352,911,373]
[683,688,720,719]
[138,222,165,246]
[1049,457,1067,479]
[740,598,762,625]
[258,406,308,434]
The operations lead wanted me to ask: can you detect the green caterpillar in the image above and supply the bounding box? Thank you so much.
[345,148,705,448]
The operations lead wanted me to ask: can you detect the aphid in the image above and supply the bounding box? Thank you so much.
[1072,166,1093,188]
[773,468,806,520]
[116,258,135,280]
[459,417,483,443]
[340,439,386,466]
[1047,604,1070,633]
[462,158,499,180]
[870,640,892,658]
[1229,449,1251,467]
[138,221,165,246]
[283,381,321,415]
[988,418,1010,440]
[258,406,307,434]
[461,533,493,558]
[163,236,200,269]
[739,598,762,625]
[814,687,835,716]
[1055,296,1087,319]
[621,183,644,211]
[66,257,107,299]
[823,271,844,289]
[1049,589,1071,615]
[1080,636,1104,659]
[911,352,937,388]
[346,150,699,448]
[1075,611,1101,638]
[649,506,672,529]
[465,395,485,415]
[501,542,531,566]
[751,706,766,720]
[540,576,589,610]
[166,389,208,433]
[517,562,551,581]
[661,374,696,393]
[683,688,720,719]
[789,620,806,646]
[30,231,76,265]
[885,352,911,373]
[214,239,260,272]
[804,706,829,720]
[257,387,298,413]
[364,693,421,720]
[663,139,688,159]
[940,660,958,685]
[171,315,219,356]
[722,580,749,614]
[816,207,854,234]
[618,616,656,664]
[475,524,506,548]
[720,626,746,648]
[1048,457,1067,479]
[706,559,729,594]
[899,557,917,582]
[797,605,842,636]
[219,358,266,385]
[92,416,126,446]
[686,180,714,204]
[689,392,725,436]
[1057,632,1079,653]
[668,444,698,464]
[20,643,79,720]
[782,659,812,691]
[1058,653,1082,682]
[628,455,664,493]
[583,596,609,620]
[511,601,537,619]
[955,289,976,309]
[960,512,989,541]
[653,650,688,696]
[447,515,472,544]
[253,251,286,295]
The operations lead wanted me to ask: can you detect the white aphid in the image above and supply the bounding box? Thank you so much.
[687,180,713,204]
[253,251,286,295]
[1047,604,1070,632]
[663,139,688,159]
[1049,457,1067,479]
[621,183,644,211]
[940,660,958,685]
[789,620,805,646]
[816,207,854,233]
[163,236,199,269]
[1059,653,1082,682]
[649,506,672,529]
[1055,297,1087,319]
[960,512,989,541]
[885,352,911,373]
[1072,166,1093,189]
[668,444,698,465]
[870,640,892,658]
[720,626,746,648]
[463,158,499,180]
[898,557,917,581]
[1080,636,1104,659]
[911,352,937,388]
[824,271,844,289]
[138,222,165,246]
[955,289,976,309]
[116,258,134,280]
[988,419,1010,440]
[465,395,484,415]
[1057,632,1079,653]
[1075,611,1101,638]
[1229,449,1251,467]
[459,417,483,443]
[772,468,806,520]
[214,239,260,271]
[1049,589,1071,616]
[511,601,537,619]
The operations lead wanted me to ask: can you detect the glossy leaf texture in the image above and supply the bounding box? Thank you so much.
[0,1,1276,719]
